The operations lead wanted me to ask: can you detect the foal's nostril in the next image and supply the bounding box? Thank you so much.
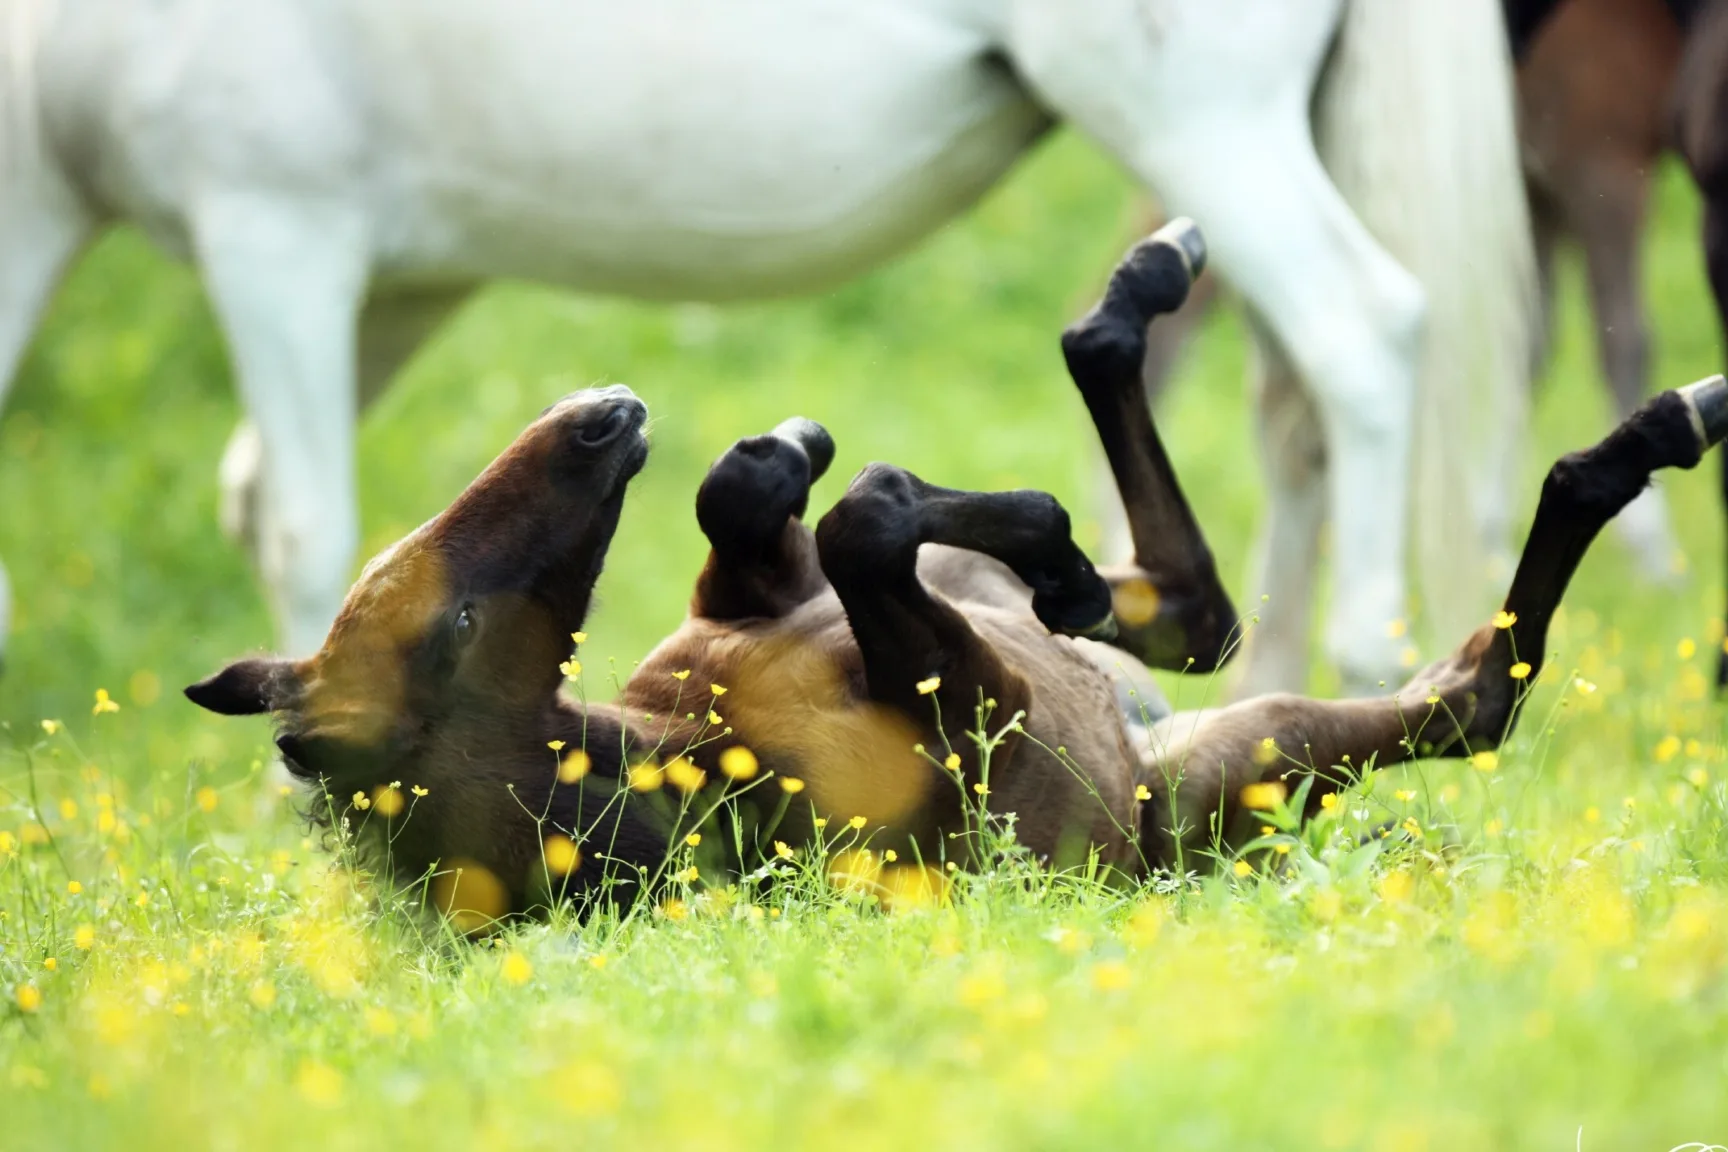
[576,404,632,447]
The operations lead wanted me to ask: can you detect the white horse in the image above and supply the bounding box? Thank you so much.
[0,0,1530,693]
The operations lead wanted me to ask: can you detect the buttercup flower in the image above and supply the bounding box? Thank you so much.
[916,677,941,695]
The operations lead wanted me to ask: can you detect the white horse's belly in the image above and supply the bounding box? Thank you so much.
[353,0,1048,297]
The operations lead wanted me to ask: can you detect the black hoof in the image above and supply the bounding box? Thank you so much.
[771,417,836,484]
[1150,216,1207,280]
[1677,374,1728,450]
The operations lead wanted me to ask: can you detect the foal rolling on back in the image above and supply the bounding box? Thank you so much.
[187,223,1728,922]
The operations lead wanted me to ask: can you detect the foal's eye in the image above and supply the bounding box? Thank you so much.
[452,605,478,649]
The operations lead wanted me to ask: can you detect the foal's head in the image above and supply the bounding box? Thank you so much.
[186,386,649,800]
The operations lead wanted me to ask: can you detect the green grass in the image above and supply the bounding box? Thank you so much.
[3,131,1728,1148]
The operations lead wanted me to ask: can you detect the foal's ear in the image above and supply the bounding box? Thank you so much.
[184,657,299,716]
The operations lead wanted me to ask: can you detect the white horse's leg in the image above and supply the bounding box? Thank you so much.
[1008,0,1422,692]
[218,289,468,553]
[0,174,90,661]
[194,196,368,658]
[1148,129,1421,693]
[1235,318,1327,696]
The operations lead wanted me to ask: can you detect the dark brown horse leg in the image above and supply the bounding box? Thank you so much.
[1062,219,1239,672]
[690,418,835,621]
[815,466,1110,737]
[1145,377,1728,862]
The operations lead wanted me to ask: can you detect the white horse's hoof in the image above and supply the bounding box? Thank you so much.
[217,421,263,551]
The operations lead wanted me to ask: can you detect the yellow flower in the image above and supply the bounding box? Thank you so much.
[1231,860,1253,878]
[73,925,95,951]
[1238,780,1288,812]
[677,866,699,884]
[42,957,57,972]
[195,787,219,814]
[1678,637,1698,660]
[972,782,989,797]
[884,849,898,863]
[1320,793,1340,811]
[1471,751,1499,773]
[1090,960,1132,992]
[847,815,867,831]
[92,689,120,715]
[627,762,664,792]
[543,835,581,876]
[0,831,15,857]
[1574,677,1597,695]
[1492,610,1517,630]
[560,659,582,680]
[944,753,962,772]
[1394,789,1417,802]
[813,817,828,829]
[1654,735,1681,764]
[1425,693,1440,705]
[1273,843,1291,856]
[916,676,942,695]
[661,899,688,922]
[1385,618,1407,639]
[664,757,707,794]
[351,791,371,811]
[1688,767,1710,788]
[249,980,276,1009]
[672,669,691,681]
[547,740,566,752]
[67,880,82,895]
[719,746,759,780]
[15,984,42,1013]
[295,1061,343,1108]
[1508,662,1531,680]
[1378,870,1414,904]
[682,832,703,850]
[588,954,608,970]
[1134,784,1152,801]
[710,683,727,697]
[411,784,430,798]
[41,719,61,736]
[558,750,591,784]
[500,951,533,986]
[571,632,587,645]
[134,892,149,908]
[774,841,794,860]
[778,777,805,794]
[707,710,723,726]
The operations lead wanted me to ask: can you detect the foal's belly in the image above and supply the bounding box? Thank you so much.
[353,0,1051,296]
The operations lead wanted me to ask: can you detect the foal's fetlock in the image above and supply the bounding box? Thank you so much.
[697,432,819,554]
[1061,219,1208,383]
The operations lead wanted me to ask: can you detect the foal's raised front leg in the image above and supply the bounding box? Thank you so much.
[1145,377,1728,863]
[689,417,835,621]
[1062,220,1239,672]
[815,465,1112,763]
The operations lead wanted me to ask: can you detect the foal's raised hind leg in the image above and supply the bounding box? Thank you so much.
[1144,377,1728,864]
[1062,220,1239,672]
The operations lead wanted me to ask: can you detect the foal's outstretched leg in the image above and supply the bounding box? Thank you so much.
[1144,377,1728,863]
[816,465,1111,735]
[690,417,835,621]
[1063,220,1238,672]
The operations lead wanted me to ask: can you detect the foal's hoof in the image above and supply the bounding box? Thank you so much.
[1150,217,1207,281]
[1678,374,1728,450]
[771,417,836,484]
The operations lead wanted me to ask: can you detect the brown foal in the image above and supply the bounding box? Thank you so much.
[187,222,1728,924]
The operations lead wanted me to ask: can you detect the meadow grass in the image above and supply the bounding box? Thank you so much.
[3,131,1728,1148]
